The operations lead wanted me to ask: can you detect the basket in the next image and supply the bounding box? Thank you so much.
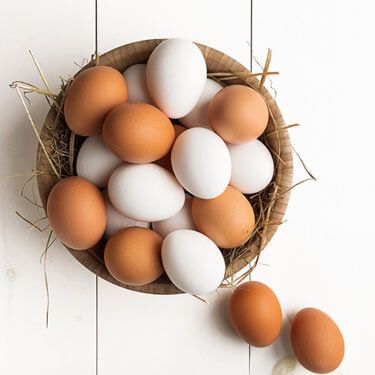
[36,39,293,295]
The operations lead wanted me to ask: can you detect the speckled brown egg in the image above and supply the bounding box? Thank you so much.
[156,124,186,172]
[104,227,164,285]
[291,308,345,374]
[191,185,255,248]
[64,66,128,136]
[102,103,175,163]
[229,281,282,347]
[47,176,106,250]
[208,84,268,144]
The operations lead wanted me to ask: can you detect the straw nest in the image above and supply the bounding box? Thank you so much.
[35,39,293,295]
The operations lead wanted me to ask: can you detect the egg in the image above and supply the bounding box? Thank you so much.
[229,281,282,347]
[291,308,345,374]
[192,186,255,248]
[76,135,122,187]
[161,229,225,295]
[104,191,149,237]
[208,84,269,144]
[123,64,152,104]
[146,38,207,118]
[102,103,175,163]
[104,227,163,285]
[64,66,128,136]
[179,78,223,129]
[171,127,231,199]
[108,163,185,222]
[228,139,274,194]
[152,194,195,238]
[47,177,106,250]
[155,124,186,172]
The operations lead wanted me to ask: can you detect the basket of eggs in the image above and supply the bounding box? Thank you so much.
[36,39,293,295]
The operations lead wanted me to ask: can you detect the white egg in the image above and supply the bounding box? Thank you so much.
[104,191,149,238]
[108,163,185,222]
[228,139,274,194]
[76,135,122,187]
[146,38,207,118]
[123,64,152,104]
[152,194,195,238]
[179,78,222,129]
[162,229,225,295]
[171,128,231,199]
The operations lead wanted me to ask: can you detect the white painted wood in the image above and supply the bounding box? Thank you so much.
[0,1,96,374]
[97,1,250,374]
[251,0,375,373]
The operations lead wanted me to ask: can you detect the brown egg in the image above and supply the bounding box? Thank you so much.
[155,124,186,172]
[64,66,128,136]
[104,227,164,285]
[229,281,282,347]
[208,84,269,144]
[102,103,175,163]
[291,308,345,374]
[191,185,255,248]
[47,176,106,250]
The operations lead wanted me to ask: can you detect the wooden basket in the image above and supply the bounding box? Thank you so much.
[36,39,293,295]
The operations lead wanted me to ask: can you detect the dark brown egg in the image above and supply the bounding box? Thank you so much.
[291,308,345,374]
[208,84,268,144]
[64,66,128,136]
[229,281,282,347]
[102,103,175,163]
[47,176,106,250]
[104,227,164,285]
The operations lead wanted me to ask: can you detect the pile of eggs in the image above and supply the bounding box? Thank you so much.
[45,38,345,373]
[47,38,274,295]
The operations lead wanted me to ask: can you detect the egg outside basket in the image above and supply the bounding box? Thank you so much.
[36,39,293,295]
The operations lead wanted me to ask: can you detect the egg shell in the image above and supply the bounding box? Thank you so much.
[161,229,225,295]
[228,139,274,194]
[179,78,223,129]
[171,127,231,199]
[152,194,195,238]
[104,227,163,286]
[155,124,186,172]
[208,84,269,144]
[64,66,128,136]
[229,281,282,347]
[103,103,175,163]
[146,38,207,118]
[291,308,345,374]
[192,186,255,248]
[76,135,122,187]
[108,163,185,222]
[104,191,149,237]
[47,177,106,250]
[123,64,152,104]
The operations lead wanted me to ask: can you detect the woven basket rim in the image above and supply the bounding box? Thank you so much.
[36,39,293,295]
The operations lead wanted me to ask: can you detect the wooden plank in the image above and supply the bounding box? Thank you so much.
[0,1,96,374]
[97,0,251,373]
[251,0,375,373]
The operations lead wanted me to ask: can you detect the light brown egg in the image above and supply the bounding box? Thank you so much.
[64,66,128,136]
[208,84,269,144]
[229,281,282,347]
[155,124,186,172]
[47,176,106,250]
[104,227,164,285]
[291,308,345,374]
[103,103,175,163]
[191,185,255,248]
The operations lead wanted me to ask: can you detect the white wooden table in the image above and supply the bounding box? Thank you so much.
[1,0,374,373]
